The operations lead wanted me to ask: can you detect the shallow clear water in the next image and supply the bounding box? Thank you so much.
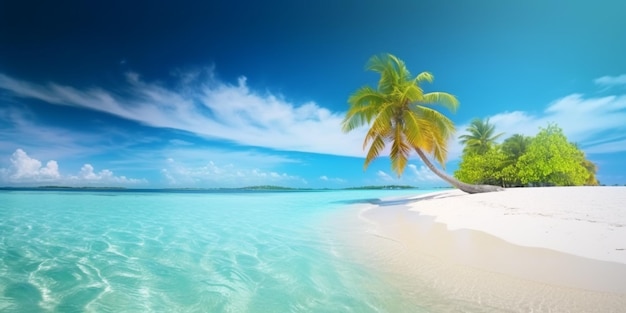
[0,189,430,312]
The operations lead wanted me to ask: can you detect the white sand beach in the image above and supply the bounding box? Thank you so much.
[332,186,626,312]
[406,186,626,264]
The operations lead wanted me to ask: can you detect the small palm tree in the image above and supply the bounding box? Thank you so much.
[342,53,502,194]
[499,134,531,186]
[459,118,504,154]
[501,134,531,165]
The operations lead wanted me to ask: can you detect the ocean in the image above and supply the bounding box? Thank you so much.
[0,189,432,312]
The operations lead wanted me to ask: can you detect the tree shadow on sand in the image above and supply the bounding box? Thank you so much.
[335,192,464,207]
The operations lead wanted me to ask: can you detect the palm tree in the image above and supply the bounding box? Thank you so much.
[499,134,531,187]
[501,134,531,165]
[459,118,504,154]
[342,53,502,194]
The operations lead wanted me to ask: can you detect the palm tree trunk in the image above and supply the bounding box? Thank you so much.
[414,148,504,194]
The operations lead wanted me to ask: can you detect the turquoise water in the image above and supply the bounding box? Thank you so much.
[0,189,430,312]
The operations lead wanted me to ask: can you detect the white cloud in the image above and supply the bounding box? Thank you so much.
[0,149,145,186]
[407,164,444,183]
[161,158,305,187]
[68,164,144,184]
[370,164,445,187]
[0,70,368,158]
[594,74,626,87]
[6,149,60,182]
[376,170,393,182]
[319,175,346,184]
[168,139,195,146]
[161,146,300,170]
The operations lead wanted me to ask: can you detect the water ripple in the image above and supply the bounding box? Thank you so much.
[0,189,428,312]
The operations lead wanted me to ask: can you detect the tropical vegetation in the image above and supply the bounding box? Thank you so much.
[342,53,502,194]
[455,122,598,187]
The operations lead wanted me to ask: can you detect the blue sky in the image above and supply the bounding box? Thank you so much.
[1,0,625,188]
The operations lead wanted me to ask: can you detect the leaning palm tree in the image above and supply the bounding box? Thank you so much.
[459,118,504,155]
[342,53,502,194]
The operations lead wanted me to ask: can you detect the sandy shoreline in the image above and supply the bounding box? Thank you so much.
[331,186,626,312]
[404,186,626,264]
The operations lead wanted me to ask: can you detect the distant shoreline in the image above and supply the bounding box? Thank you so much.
[0,185,430,193]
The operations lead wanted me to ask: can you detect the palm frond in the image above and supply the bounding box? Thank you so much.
[415,71,434,84]
[363,134,386,170]
[389,126,411,176]
[421,92,459,113]
[387,54,411,82]
[412,106,455,165]
[362,109,394,148]
[367,54,395,93]
[366,54,387,73]
[400,84,424,104]
[431,142,449,169]
[400,110,434,147]
[416,106,455,138]
[342,87,387,132]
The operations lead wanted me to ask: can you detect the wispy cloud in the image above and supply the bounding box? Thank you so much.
[2,70,625,168]
[0,104,162,162]
[583,139,626,154]
[0,70,368,157]
[407,164,443,183]
[371,162,446,187]
[319,175,346,184]
[0,106,90,158]
[0,149,146,186]
[594,74,626,87]
[158,145,301,172]
[161,157,305,187]
[376,170,393,182]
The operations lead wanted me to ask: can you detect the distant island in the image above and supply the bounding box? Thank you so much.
[1,186,129,190]
[344,185,418,190]
[235,185,309,191]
